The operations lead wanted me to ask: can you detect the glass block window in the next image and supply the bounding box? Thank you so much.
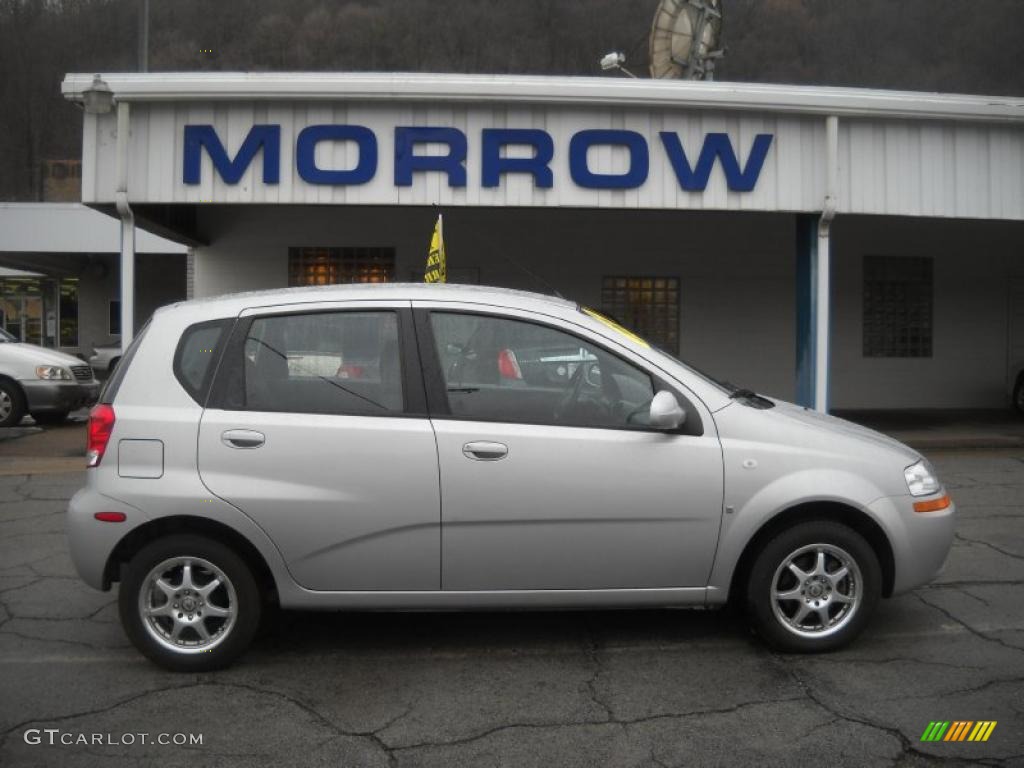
[601,276,680,353]
[863,256,933,358]
[288,247,395,287]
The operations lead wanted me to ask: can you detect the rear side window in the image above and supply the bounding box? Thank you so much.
[173,320,231,404]
[215,310,405,416]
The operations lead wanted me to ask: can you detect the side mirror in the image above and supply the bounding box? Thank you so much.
[649,390,686,430]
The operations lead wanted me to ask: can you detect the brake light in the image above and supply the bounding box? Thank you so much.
[86,404,115,467]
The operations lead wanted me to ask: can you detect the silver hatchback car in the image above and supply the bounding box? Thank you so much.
[67,284,955,671]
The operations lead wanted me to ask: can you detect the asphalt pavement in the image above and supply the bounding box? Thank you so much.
[0,427,1022,766]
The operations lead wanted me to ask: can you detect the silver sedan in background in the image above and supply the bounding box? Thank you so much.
[66,284,955,671]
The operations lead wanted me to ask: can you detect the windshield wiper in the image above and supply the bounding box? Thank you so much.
[729,388,759,400]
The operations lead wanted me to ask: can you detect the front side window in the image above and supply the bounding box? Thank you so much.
[430,312,656,429]
[242,311,403,415]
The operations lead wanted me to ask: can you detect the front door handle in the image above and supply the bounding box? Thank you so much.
[462,441,508,461]
[222,429,265,449]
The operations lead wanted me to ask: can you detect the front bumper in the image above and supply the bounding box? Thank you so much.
[869,492,956,594]
[21,379,100,414]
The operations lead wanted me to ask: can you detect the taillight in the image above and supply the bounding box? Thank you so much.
[86,404,115,467]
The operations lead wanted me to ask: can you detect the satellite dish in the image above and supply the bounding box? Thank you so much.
[649,0,724,80]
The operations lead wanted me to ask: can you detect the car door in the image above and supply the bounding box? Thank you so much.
[416,304,725,591]
[197,302,441,591]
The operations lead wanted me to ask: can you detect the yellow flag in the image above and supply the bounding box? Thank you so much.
[424,214,447,283]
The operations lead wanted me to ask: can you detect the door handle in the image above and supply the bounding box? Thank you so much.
[221,429,266,449]
[462,441,508,461]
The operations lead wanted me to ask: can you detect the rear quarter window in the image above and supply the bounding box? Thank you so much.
[98,321,149,404]
[173,320,232,404]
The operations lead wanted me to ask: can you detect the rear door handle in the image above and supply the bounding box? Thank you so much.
[221,429,265,449]
[462,441,508,461]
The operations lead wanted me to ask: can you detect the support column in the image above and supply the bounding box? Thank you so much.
[115,100,135,349]
[795,214,831,412]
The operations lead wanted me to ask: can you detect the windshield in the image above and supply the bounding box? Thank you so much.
[0,327,16,343]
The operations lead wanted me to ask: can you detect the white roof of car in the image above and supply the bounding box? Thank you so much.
[163,283,577,319]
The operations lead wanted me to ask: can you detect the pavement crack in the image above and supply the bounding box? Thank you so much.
[955,532,1024,562]
[387,696,805,753]
[201,681,397,765]
[914,592,1024,655]
[0,682,202,752]
[582,618,613,723]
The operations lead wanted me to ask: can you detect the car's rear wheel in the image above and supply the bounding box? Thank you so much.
[119,534,261,671]
[745,521,881,652]
[0,380,26,427]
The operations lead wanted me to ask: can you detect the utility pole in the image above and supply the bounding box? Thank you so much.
[138,0,149,72]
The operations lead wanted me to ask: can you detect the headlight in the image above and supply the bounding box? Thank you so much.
[905,459,940,497]
[35,366,72,381]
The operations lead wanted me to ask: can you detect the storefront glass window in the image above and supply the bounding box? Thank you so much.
[601,276,680,354]
[863,256,933,358]
[59,278,79,347]
[288,247,395,286]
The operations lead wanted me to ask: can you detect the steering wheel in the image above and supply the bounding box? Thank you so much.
[551,361,589,423]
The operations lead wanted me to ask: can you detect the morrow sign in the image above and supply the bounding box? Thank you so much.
[183,125,773,192]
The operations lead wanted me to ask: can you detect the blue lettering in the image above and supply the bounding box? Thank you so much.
[183,125,280,185]
[296,125,377,185]
[481,129,554,188]
[659,132,773,192]
[569,130,649,189]
[569,129,647,189]
[394,127,467,187]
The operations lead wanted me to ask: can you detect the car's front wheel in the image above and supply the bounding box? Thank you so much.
[0,379,26,427]
[118,534,261,671]
[745,521,881,652]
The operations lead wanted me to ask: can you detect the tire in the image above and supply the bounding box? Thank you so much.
[1013,374,1024,416]
[745,520,881,653]
[118,534,261,672]
[30,411,69,425]
[0,379,26,428]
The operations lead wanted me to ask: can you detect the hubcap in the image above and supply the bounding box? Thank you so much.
[770,543,862,639]
[138,556,236,654]
[0,390,12,420]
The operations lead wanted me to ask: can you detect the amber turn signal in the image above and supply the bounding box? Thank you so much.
[913,494,951,513]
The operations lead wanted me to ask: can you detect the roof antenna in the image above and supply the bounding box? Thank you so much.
[494,250,565,299]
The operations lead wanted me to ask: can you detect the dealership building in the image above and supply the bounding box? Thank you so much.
[57,72,1024,411]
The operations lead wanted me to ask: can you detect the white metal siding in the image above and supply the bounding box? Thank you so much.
[84,102,826,212]
[838,119,1024,220]
[80,100,1024,220]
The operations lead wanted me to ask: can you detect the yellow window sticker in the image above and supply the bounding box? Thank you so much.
[581,308,650,348]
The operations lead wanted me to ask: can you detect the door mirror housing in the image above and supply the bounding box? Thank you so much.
[649,390,686,430]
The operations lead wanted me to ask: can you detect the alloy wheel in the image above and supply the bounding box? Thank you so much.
[138,556,237,654]
[770,543,862,639]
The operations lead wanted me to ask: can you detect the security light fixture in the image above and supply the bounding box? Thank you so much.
[82,75,114,114]
[600,51,638,78]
